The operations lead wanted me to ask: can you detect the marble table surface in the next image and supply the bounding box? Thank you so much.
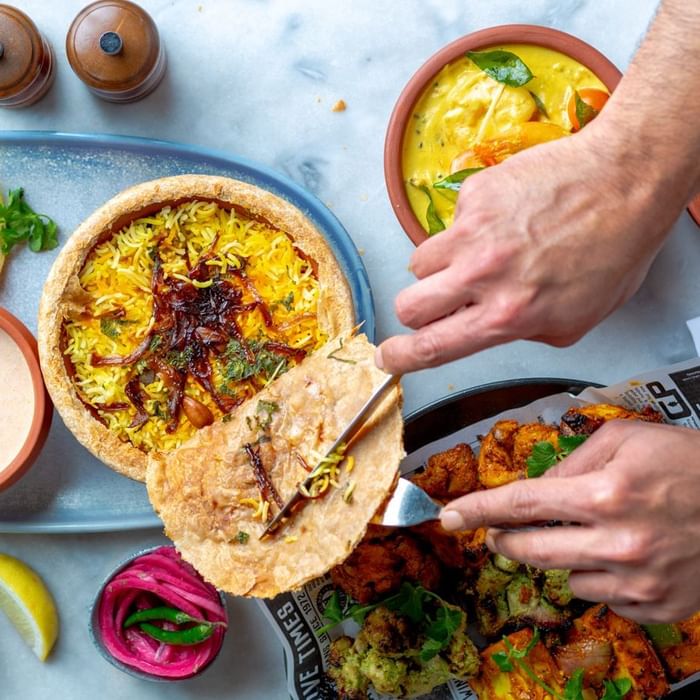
[2,0,697,698]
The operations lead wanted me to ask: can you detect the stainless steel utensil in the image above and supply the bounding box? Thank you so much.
[260,373,401,537]
[379,477,442,527]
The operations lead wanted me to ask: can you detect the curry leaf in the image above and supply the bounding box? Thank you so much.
[433,168,485,192]
[467,50,533,87]
[529,90,549,118]
[416,184,445,235]
[574,91,599,129]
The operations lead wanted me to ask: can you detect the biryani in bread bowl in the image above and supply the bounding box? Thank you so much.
[38,174,355,481]
[146,333,404,598]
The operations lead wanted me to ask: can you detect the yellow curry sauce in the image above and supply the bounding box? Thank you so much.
[403,44,608,232]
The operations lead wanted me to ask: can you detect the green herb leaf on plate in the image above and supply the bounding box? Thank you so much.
[574,91,599,129]
[467,50,534,87]
[562,668,585,699]
[433,168,485,193]
[491,650,514,672]
[526,441,558,478]
[601,677,633,700]
[0,188,59,256]
[527,435,589,478]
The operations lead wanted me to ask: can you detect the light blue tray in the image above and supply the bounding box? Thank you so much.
[0,131,374,533]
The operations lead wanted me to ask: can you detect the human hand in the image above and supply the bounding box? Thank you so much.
[439,420,700,623]
[376,119,687,375]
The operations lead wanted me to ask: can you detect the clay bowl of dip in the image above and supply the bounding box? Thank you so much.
[0,308,53,492]
[384,25,622,246]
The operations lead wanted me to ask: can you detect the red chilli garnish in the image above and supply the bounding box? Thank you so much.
[244,442,284,509]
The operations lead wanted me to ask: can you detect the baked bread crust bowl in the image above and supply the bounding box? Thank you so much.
[38,174,355,481]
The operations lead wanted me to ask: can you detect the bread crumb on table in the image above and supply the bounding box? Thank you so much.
[332,99,347,112]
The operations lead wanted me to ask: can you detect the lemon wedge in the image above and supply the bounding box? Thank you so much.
[0,553,59,661]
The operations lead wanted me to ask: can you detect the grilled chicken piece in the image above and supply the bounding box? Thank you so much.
[471,627,566,699]
[564,604,669,699]
[477,419,520,488]
[512,423,560,475]
[560,404,663,436]
[656,612,700,682]
[478,420,559,488]
[411,442,478,499]
[330,531,442,604]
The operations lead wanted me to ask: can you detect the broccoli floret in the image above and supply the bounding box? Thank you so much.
[359,648,408,696]
[543,569,574,607]
[327,636,368,699]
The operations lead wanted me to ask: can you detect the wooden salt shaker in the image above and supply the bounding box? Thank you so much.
[66,0,166,103]
[0,4,55,108]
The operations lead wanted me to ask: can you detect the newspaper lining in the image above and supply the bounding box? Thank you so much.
[259,356,700,700]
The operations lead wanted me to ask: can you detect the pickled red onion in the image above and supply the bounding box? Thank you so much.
[97,546,227,679]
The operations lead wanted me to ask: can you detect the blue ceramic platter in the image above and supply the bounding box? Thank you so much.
[0,131,374,533]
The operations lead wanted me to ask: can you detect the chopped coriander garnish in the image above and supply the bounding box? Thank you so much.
[100,318,122,339]
[526,435,588,478]
[235,531,250,544]
[165,346,194,370]
[317,583,463,662]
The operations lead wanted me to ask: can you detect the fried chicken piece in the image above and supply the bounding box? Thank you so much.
[471,628,566,699]
[411,522,489,570]
[330,531,442,604]
[560,403,663,436]
[563,604,669,699]
[655,612,700,682]
[411,442,478,499]
[477,419,520,488]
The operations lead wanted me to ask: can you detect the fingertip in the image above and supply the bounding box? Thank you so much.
[374,344,384,370]
[440,508,465,531]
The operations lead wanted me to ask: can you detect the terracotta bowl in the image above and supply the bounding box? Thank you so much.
[0,308,53,492]
[384,25,622,246]
[689,194,700,228]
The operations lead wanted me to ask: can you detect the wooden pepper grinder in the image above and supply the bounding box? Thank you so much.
[0,4,55,108]
[66,0,166,103]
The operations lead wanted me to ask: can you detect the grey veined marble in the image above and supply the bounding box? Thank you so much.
[2,1,694,699]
